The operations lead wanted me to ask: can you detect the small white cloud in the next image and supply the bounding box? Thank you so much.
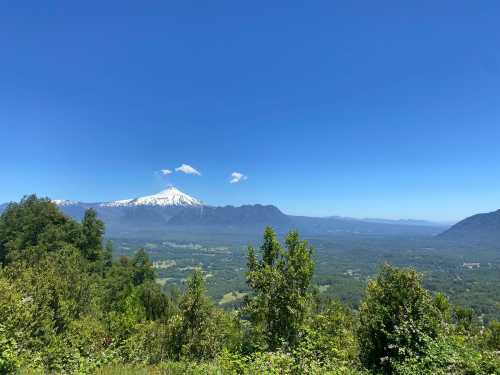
[230,172,248,184]
[160,169,172,176]
[175,164,201,176]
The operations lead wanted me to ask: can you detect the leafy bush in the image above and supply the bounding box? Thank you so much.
[358,264,442,374]
[121,320,175,364]
[482,320,500,350]
[293,300,361,372]
[392,334,500,375]
[0,324,18,374]
[218,349,370,375]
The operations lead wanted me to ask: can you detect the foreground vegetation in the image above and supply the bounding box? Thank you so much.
[1,196,499,374]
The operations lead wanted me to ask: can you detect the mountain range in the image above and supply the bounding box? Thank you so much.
[438,209,500,244]
[0,187,449,237]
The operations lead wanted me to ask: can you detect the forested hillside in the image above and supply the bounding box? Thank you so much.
[1,196,499,374]
[439,209,500,244]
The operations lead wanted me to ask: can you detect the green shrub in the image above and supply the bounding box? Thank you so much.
[358,264,442,374]
[0,325,18,374]
[293,300,360,370]
[121,320,175,364]
[483,320,500,350]
[392,334,500,375]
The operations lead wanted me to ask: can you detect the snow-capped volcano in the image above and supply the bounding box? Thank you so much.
[101,186,203,207]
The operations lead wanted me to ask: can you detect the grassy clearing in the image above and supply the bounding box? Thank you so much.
[318,284,331,293]
[218,291,247,305]
[155,277,169,286]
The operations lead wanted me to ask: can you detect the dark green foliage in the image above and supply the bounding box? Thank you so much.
[103,256,136,313]
[103,251,160,316]
[453,306,475,333]
[104,240,114,269]
[81,208,105,263]
[132,248,155,286]
[0,196,169,372]
[176,269,221,360]
[179,270,211,335]
[245,227,314,350]
[358,264,442,374]
[136,281,174,321]
[0,195,82,265]
[433,292,452,323]
[293,298,361,372]
[391,334,500,375]
[0,275,29,374]
[483,320,500,350]
[0,324,18,374]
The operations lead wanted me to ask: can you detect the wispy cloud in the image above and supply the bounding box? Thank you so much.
[230,172,248,184]
[160,169,172,176]
[175,164,201,176]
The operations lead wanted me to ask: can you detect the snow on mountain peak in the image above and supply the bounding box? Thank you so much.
[52,199,80,206]
[101,186,203,207]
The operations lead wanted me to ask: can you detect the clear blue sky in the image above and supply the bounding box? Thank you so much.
[1,1,499,221]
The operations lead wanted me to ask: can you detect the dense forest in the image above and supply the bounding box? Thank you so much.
[1,196,499,374]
